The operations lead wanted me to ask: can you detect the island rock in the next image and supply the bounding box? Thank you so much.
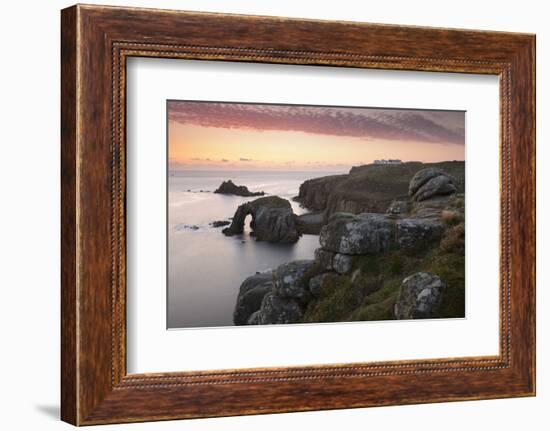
[210,220,231,228]
[214,179,265,197]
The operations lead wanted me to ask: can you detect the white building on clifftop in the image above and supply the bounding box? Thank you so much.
[373,159,402,165]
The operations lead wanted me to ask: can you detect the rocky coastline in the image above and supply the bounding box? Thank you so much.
[225,162,465,325]
[294,161,464,217]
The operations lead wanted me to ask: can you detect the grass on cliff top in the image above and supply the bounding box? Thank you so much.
[340,161,466,200]
[301,224,465,323]
[298,161,465,214]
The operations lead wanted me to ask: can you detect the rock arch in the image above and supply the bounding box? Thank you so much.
[222,196,301,243]
[223,202,256,236]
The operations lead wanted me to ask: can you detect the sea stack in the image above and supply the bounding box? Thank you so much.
[214,180,265,197]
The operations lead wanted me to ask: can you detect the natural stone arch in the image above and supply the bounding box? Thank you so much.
[222,196,301,243]
[224,202,255,236]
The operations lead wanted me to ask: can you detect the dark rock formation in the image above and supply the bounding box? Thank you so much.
[247,293,303,325]
[214,179,265,197]
[319,212,444,255]
[332,253,354,274]
[395,218,445,249]
[210,220,231,228]
[315,248,335,271]
[273,260,314,300]
[234,260,314,325]
[296,212,325,235]
[296,161,464,217]
[222,196,301,243]
[295,174,347,212]
[175,224,200,231]
[319,213,393,255]
[408,168,445,195]
[233,164,464,325]
[393,272,446,319]
[409,168,457,202]
[233,272,274,325]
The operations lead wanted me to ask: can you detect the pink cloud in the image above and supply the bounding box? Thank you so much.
[168,101,465,146]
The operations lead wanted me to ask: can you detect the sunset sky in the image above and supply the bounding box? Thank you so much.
[168,101,465,171]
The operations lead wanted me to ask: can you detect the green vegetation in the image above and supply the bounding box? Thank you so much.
[300,226,465,323]
[302,275,360,323]
[300,260,324,286]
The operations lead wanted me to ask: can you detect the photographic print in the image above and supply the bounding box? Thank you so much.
[167,101,465,329]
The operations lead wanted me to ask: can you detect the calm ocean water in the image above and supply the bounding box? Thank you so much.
[167,170,343,329]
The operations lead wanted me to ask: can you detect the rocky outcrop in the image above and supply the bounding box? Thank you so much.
[393,272,446,319]
[296,161,464,217]
[233,272,274,325]
[409,168,457,202]
[210,220,231,228]
[332,253,354,274]
[234,260,315,325]
[296,212,325,235]
[319,213,393,255]
[233,164,464,325]
[222,196,300,243]
[319,212,444,256]
[214,180,265,197]
[248,293,303,325]
[395,217,445,249]
[294,174,347,212]
[273,260,314,300]
[175,224,200,231]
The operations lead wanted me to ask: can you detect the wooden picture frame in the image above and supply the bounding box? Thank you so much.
[61,4,535,425]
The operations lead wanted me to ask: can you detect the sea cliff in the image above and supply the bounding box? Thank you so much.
[295,161,465,216]
[232,163,465,325]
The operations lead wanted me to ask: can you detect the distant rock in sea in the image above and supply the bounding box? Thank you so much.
[214,180,265,197]
[175,224,200,232]
[210,220,231,228]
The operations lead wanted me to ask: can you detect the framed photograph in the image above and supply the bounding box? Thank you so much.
[61,4,536,425]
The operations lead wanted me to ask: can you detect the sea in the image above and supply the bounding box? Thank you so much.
[167,169,344,329]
